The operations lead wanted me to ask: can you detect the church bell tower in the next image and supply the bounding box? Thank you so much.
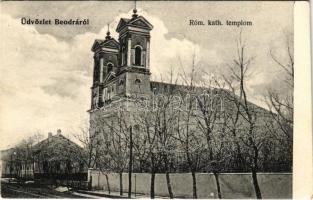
[115,9,153,98]
[89,9,153,111]
[90,28,119,109]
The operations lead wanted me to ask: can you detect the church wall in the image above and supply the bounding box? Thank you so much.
[100,53,118,72]
[130,34,148,50]
[89,99,135,147]
[125,72,151,97]
[116,74,126,95]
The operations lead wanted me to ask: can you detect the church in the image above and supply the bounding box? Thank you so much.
[87,9,291,174]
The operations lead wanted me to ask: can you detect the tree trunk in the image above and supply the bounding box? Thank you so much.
[164,153,174,199]
[150,171,155,199]
[251,140,262,199]
[128,126,133,198]
[119,172,123,196]
[213,172,222,199]
[105,174,111,194]
[24,161,27,180]
[32,158,35,178]
[191,171,197,199]
[235,143,244,171]
[165,171,174,199]
[252,169,262,199]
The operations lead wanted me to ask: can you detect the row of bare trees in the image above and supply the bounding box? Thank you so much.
[6,133,44,180]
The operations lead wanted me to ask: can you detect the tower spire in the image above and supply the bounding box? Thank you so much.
[106,23,111,39]
[132,0,138,18]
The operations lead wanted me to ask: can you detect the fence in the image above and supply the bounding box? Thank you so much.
[88,170,292,199]
[33,172,89,189]
[34,172,87,181]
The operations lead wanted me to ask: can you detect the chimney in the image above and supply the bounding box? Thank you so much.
[57,129,62,135]
[48,132,52,138]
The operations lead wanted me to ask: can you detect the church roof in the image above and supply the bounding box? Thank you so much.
[116,15,153,32]
[120,18,130,24]
[91,37,119,52]
[150,81,270,115]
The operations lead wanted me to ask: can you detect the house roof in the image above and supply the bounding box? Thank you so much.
[33,133,82,151]
[32,133,84,162]
[1,132,84,162]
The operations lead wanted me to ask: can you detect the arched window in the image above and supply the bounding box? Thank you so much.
[107,63,113,73]
[135,46,142,66]
[135,78,142,84]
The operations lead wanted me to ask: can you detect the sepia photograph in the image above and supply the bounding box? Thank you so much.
[0,0,305,199]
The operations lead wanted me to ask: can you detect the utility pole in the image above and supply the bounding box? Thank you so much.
[10,154,12,181]
[128,126,133,198]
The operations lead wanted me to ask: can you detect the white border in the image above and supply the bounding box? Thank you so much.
[293,1,313,199]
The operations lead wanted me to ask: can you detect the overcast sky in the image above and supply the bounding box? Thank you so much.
[0,1,293,149]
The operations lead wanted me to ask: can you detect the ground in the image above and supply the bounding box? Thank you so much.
[1,179,90,198]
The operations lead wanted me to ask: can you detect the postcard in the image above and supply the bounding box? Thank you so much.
[0,1,311,199]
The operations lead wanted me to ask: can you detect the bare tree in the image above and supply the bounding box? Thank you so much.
[73,124,100,169]
[172,55,207,199]
[11,133,44,180]
[194,76,231,199]
[223,32,264,199]
[130,69,181,199]
[267,33,294,142]
[132,89,179,199]
[134,102,162,199]
[89,108,133,195]
[175,104,206,199]
[109,109,131,196]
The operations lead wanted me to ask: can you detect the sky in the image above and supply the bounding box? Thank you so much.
[0,1,294,149]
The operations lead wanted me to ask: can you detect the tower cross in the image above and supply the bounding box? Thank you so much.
[106,23,111,39]
[132,0,138,18]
